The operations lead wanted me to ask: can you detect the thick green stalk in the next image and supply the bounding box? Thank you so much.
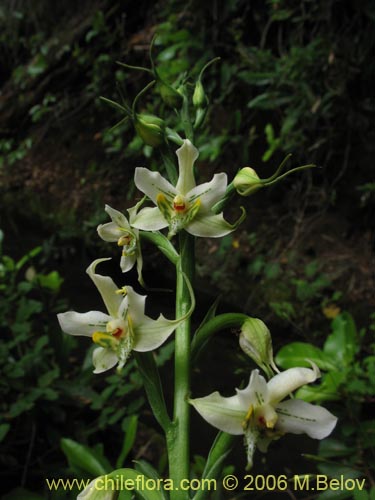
[167,232,195,499]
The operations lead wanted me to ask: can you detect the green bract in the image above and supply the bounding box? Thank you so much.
[190,365,337,469]
[131,139,244,238]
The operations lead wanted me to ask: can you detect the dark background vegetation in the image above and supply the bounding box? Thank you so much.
[0,1,374,499]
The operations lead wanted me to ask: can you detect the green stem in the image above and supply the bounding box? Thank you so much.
[167,232,195,500]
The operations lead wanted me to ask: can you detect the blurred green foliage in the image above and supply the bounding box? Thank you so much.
[276,312,375,499]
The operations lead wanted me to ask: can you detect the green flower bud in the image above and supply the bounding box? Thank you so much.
[239,317,275,372]
[134,113,165,147]
[233,167,263,196]
[193,80,207,108]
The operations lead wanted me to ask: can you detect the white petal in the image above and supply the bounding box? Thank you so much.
[134,167,176,204]
[187,213,235,238]
[267,365,320,404]
[105,205,131,229]
[92,347,119,374]
[124,286,146,320]
[77,476,112,500]
[132,315,176,351]
[175,139,199,194]
[97,221,123,242]
[275,399,337,439]
[120,253,136,273]
[187,173,228,209]
[131,206,168,231]
[86,259,123,318]
[57,310,110,337]
[236,370,270,409]
[190,391,247,435]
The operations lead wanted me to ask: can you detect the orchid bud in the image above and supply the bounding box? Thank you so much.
[193,80,207,108]
[233,167,263,196]
[239,317,274,372]
[134,113,165,147]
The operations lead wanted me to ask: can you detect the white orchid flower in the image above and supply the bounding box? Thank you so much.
[190,365,337,469]
[97,201,143,277]
[57,258,192,374]
[131,139,244,238]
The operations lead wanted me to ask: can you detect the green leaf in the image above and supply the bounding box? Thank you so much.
[276,342,336,371]
[247,93,293,110]
[15,246,42,270]
[133,353,170,432]
[324,313,358,366]
[37,270,64,291]
[0,423,10,442]
[296,370,345,402]
[318,439,355,458]
[192,432,235,500]
[38,367,60,387]
[133,460,169,500]
[316,489,359,500]
[116,415,138,469]
[60,438,109,477]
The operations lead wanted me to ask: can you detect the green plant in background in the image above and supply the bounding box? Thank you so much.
[276,312,375,499]
[0,137,33,168]
[0,230,153,500]
[0,230,66,473]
